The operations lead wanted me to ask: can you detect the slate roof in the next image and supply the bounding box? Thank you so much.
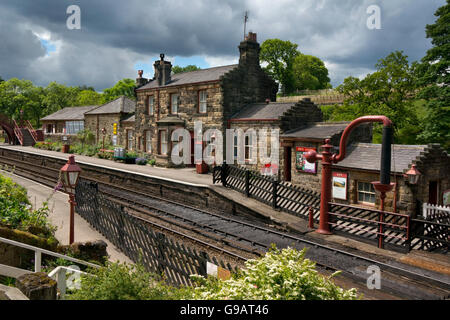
[41,106,98,121]
[281,122,350,140]
[231,102,296,120]
[85,96,135,115]
[334,143,427,173]
[136,65,238,90]
[121,114,135,123]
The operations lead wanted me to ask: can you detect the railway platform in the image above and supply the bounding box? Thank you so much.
[1,144,449,279]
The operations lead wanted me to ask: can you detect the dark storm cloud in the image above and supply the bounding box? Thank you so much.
[0,0,445,89]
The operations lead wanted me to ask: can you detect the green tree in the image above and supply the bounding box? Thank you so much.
[0,78,44,126]
[172,65,201,74]
[260,39,299,94]
[0,76,4,83]
[415,0,450,150]
[42,82,80,117]
[293,54,331,90]
[336,51,419,143]
[102,79,136,103]
[74,90,103,106]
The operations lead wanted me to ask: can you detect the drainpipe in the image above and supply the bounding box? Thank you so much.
[305,115,394,235]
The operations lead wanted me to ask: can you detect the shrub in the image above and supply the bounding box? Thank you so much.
[189,247,359,300]
[125,151,138,158]
[148,159,156,166]
[0,173,56,238]
[66,262,187,300]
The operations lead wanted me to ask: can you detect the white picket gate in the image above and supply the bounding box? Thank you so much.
[422,203,450,219]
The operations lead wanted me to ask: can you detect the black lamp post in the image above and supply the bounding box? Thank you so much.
[59,155,82,244]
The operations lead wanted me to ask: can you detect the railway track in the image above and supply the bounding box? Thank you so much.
[0,149,449,299]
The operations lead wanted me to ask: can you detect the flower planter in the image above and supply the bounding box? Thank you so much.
[196,162,209,174]
[124,157,137,164]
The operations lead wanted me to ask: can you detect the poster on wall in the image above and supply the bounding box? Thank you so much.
[443,190,450,206]
[295,147,316,173]
[332,172,348,200]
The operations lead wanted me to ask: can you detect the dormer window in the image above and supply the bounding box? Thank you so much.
[171,93,178,114]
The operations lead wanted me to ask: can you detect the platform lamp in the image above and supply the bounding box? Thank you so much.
[404,164,421,185]
[60,155,82,244]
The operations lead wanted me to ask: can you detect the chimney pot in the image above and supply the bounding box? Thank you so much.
[138,70,143,78]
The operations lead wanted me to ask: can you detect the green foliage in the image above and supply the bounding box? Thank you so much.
[0,78,45,127]
[260,39,299,94]
[125,151,138,158]
[292,54,331,90]
[102,79,136,103]
[190,247,359,300]
[0,173,56,238]
[336,51,420,144]
[172,65,201,74]
[76,129,95,147]
[415,0,450,150]
[66,262,186,300]
[148,159,156,166]
[74,90,103,106]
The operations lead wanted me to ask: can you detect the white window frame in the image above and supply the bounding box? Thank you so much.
[65,121,84,135]
[148,96,154,115]
[146,130,152,153]
[127,130,134,150]
[171,93,178,114]
[160,130,168,155]
[357,181,376,205]
[199,90,207,113]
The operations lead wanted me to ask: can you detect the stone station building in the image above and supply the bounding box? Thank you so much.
[40,96,135,146]
[134,32,278,167]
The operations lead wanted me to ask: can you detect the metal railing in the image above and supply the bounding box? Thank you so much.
[75,180,238,287]
[25,120,38,143]
[0,236,101,298]
[12,120,23,146]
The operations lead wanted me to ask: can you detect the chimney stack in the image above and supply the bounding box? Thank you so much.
[136,70,148,87]
[154,53,172,86]
[239,32,260,67]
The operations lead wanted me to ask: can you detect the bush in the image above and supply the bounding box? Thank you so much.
[148,159,156,166]
[66,262,188,300]
[125,151,138,158]
[189,247,359,300]
[0,173,56,238]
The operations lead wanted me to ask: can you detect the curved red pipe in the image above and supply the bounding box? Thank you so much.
[332,115,392,163]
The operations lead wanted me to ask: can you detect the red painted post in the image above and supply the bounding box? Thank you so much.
[305,116,394,237]
[317,139,333,234]
[308,206,314,229]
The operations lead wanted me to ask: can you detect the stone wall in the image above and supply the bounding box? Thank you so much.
[135,82,224,166]
[84,113,124,146]
[279,99,323,132]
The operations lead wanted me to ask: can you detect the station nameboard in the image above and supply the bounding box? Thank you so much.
[295,147,316,173]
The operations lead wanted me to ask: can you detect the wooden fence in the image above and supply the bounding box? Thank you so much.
[213,163,321,220]
[75,180,238,287]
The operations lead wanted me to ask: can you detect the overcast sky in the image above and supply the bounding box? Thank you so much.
[0,0,444,90]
